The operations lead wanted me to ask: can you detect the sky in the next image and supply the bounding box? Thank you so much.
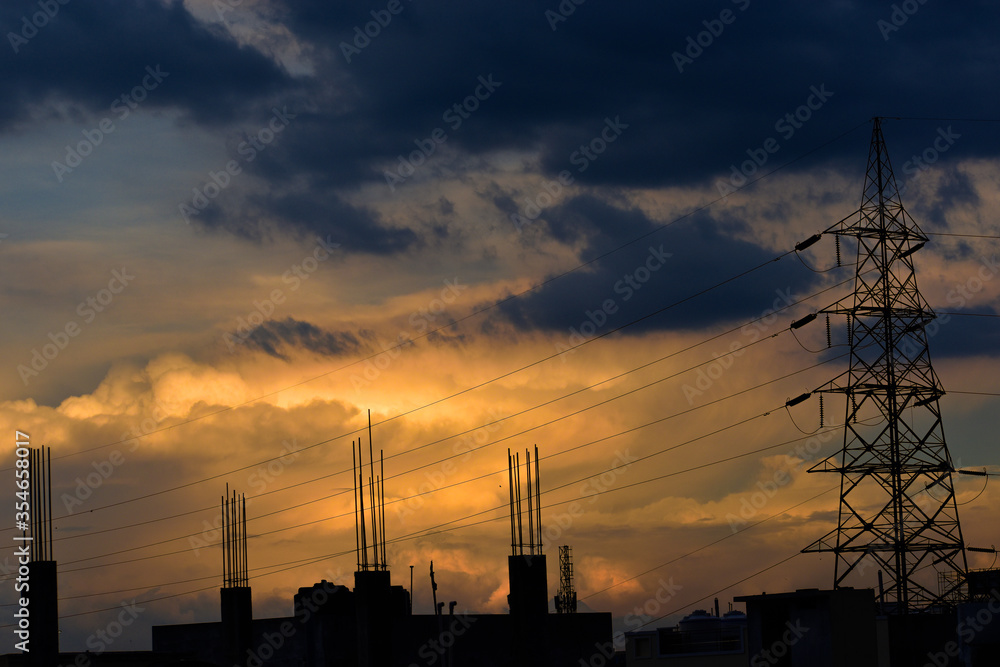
[1,0,1000,653]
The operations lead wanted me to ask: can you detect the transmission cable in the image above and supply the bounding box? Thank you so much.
[0,120,871,475]
[3,248,800,525]
[1,270,856,548]
[580,485,838,601]
[51,353,841,572]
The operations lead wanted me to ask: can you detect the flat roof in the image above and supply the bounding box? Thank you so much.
[733,587,872,602]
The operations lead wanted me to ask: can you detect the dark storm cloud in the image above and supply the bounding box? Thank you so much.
[488,195,819,336]
[260,0,1000,192]
[912,165,981,233]
[929,309,1000,359]
[243,317,368,360]
[6,0,997,248]
[193,183,418,254]
[0,0,295,129]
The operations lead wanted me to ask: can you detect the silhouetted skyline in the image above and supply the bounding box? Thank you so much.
[2,0,1000,654]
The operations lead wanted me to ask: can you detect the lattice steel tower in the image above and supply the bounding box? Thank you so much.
[802,118,967,613]
[555,545,577,613]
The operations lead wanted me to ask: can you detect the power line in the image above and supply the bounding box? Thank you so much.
[0,389,931,618]
[636,551,806,630]
[2,264,850,549]
[937,311,1000,318]
[0,418,839,623]
[580,486,838,601]
[3,264,993,586]
[49,353,840,573]
[0,121,873,477]
[889,117,1000,123]
[1,248,797,526]
[25,423,847,614]
[0,295,855,586]
[13,295,992,565]
[372,407,784,547]
[4,120,995,627]
[926,232,1000,240]
[1,300,790,544]
[15,117,996,621]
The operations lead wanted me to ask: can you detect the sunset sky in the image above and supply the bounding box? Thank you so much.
[2,0,1000,652]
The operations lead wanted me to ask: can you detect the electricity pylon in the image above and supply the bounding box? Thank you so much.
[802,117,967,613]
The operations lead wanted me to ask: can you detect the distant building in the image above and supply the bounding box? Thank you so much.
[625,608,747,666]
[152,569,612,667]
[734,588,879,667]
[2,447,615,667]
